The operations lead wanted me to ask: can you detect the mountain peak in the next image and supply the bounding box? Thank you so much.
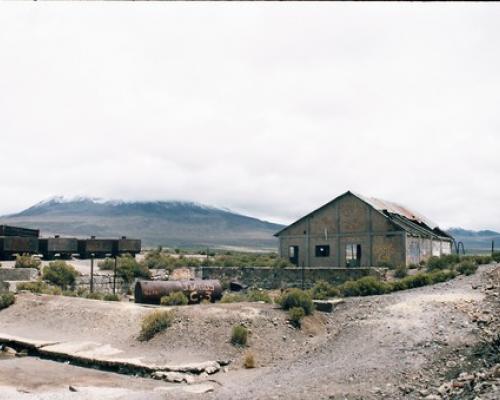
[0,196,283,249]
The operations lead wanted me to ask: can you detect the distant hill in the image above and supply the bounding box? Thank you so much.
[447,227,500,252]
[0,197,284,250]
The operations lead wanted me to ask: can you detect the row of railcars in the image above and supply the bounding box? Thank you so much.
[0,225,141,260]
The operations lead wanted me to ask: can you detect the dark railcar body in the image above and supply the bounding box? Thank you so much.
[134,280,223,304]
[78,238,115,258]
[115,237,141,256]
[0,236,39,260]
[39,237,78,259]
[0,225,39,237]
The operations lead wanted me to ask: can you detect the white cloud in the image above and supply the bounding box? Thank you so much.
[0,3,499,230]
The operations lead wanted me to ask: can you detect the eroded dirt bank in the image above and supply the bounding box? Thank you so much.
[0,264,498,400]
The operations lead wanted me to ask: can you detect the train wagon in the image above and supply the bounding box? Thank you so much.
[0,225,39,237]
[114,237,141,256]
[77,237,116,259]
[0,236,39,260]
[39,236,78,260]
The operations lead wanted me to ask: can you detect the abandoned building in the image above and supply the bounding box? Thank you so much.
[275,191,454,268]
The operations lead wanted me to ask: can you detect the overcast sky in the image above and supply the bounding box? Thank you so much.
[1,3,499,230]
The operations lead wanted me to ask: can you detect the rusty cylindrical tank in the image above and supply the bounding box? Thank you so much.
[134,280,223,304]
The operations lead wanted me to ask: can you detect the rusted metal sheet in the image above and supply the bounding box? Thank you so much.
[39,237,78,259]
[0,225,39,238]
[134,280,222,304]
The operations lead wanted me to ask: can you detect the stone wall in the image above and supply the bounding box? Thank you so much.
[74,275,133,294]
[192,266,383,289]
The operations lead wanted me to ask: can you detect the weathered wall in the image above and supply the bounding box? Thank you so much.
[405,237,454,265]
[278,193,407,267]
[0,268,39,281]
[193,266,383,289]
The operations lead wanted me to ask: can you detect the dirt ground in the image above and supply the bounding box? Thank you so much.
[0,264,498,400]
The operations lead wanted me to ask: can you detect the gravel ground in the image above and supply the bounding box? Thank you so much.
[0,263,498,400]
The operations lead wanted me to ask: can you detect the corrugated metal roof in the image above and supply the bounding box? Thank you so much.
[352,192,439,229]
[275,191,452,239]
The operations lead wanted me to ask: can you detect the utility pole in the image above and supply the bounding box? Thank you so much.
[492,240,495,256]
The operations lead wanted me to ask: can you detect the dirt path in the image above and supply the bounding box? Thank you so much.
[0,264,497,399]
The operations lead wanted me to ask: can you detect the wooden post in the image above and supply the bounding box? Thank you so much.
[113,256,117,295]
[90,255,94,293]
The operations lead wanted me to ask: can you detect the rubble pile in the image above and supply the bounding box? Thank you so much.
[430,266,500,400]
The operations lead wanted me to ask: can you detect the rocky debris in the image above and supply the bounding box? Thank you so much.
[313,299,345,313]
[1,345,17,356]
[152,371,196,384]
[422,267,500,400]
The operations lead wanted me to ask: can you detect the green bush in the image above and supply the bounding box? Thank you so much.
[426,254,460,272]
[389,279,408,292]
[160,291,189,306]
[97,258,115,270]
[0,293,15,310]
[492,252,500,263]
[98,255,150,283]
[220,293,246,303]
[339,276,390,297]
[456,260,478,276]
[429,269,457,283]
[376,261,394,269]
[15,254,41,269]
[394,265,408,278]
[85,292,104,300]
[62,290,77,297]
[288,307,305,328]
[277,289,314,315]
[42,261,78,290]
[115,255,150,284]
[16,281,49,293]
[246,290,272,303]
[138,310,175,341]
[231,324,248,346]
[103,293,120,301]
[426,256,449,272]
[473,255,492,265]
[49,286,62,295]
[310,280,340,300]
[401,273,432,289]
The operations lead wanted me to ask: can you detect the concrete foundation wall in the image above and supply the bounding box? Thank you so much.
[193,266,383,289]
[0,268,39,281]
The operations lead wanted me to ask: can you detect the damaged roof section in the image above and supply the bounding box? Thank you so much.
[275,191,452,240]
[353,192,452,240]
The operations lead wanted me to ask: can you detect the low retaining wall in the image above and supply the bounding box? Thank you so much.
[192,267,383,289]
[0,268,39,281]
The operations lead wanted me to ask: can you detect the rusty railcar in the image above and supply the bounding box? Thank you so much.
[0,236,39,260]
[0,225,39,237]
[78,237,116,259]
[134,280,223,304]
[114,237,141,256]
[39,236,78,259]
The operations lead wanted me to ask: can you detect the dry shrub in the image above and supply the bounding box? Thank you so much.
[243,351,256,368]
[139,310,175,341]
